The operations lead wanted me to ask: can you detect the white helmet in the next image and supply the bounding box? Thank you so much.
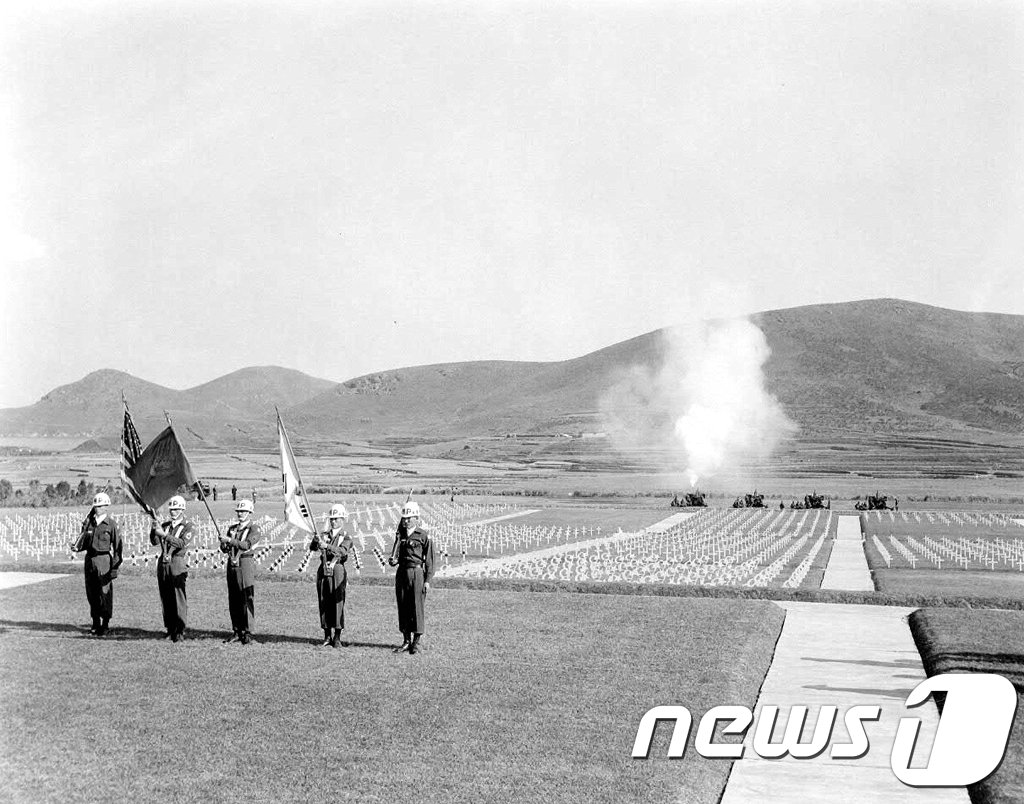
[92,492,111,507]
[168,495,186,511]
[235,499,254,513]
[328,503,348,520]
[400,501,420,518]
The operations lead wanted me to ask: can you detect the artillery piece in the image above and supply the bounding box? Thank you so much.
[854,492,891,511]
[792,491,830,510]
[732,490,766,508]
[683,491,707,507]
[671,491,708,507]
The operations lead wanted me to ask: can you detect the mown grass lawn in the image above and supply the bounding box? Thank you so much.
[0,574,784,803]
[910,608,1024,804]
[873,568,1024,600]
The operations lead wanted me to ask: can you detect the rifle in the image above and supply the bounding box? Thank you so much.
[72,508,96,553]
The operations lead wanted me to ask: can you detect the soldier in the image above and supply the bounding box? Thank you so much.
[231,484,237,502]
[149,495,192,642]
[72,492,123,636]
[220,498,261,644]
[309,503,353,648]
[387,501,435,655]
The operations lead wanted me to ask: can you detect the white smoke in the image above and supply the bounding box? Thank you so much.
[600,317,797,485]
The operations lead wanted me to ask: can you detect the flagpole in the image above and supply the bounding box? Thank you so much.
[120,393,156,519]
[165,410,223,541]
[120,390,127,522]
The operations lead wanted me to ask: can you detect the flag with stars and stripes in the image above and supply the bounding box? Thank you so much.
[121,397,155,517]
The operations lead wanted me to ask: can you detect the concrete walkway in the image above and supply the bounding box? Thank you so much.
[463,509,541,526]
[721,601,968,803]
[721,517,966,802]
[820,514,874,591]
[0,571,69,590]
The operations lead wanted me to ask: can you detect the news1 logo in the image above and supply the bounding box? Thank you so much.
[632,673,1017,787]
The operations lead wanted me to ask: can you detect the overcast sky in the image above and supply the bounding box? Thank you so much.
[1,1,1022,408]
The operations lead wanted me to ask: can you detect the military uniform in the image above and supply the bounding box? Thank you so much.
[391,524,435,645]
[73,514,123,635]
[150,519,193,639]
[309,526,353,642]
[220,519,261,642]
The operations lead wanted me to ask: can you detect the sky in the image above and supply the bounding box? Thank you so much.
[1,0,1022,409]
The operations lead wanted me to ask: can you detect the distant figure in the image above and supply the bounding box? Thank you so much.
[231,485,237,502]
[212,486,218,501]
[779,501,785,510]
[894,498,899,511]
[251,488,257,504]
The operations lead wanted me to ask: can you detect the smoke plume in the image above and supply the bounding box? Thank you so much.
[600,317,797,485]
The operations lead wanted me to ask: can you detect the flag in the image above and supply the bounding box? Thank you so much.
[278,411,317,535]
[126,426,197,511]
[121,398,155,517]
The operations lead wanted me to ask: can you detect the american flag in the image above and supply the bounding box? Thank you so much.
[121,396,154,516]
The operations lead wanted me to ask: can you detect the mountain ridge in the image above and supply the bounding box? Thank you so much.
[3,299,1022,450]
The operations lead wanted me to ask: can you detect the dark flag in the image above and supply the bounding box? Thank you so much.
[121,397,155,517]
[126,426,197,511]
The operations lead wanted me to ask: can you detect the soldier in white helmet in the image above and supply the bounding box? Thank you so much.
[308,503,354,648]
[149,495,193,641]
[387,500,435,654]
[72,492,123,636]
[219,498,261,644]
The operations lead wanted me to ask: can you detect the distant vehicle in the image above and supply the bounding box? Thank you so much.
[192,480,212,499]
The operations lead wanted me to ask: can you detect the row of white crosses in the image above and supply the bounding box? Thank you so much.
[781,531,830,588]
[446,509,834,588]
[880,533,1024,572]
[432,523,601,562]
[0,499,519,570]
[866,510,1024,530]
[872,536,894,568]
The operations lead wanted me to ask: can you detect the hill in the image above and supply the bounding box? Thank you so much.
[288,299,1024,445]
[2,299,1022,452]
[0,367,334,447]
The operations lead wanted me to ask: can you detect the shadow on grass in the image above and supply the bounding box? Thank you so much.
[0,618,398,650]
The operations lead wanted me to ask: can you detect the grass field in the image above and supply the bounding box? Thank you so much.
[0,574,785,803]
[909,609,1024,804]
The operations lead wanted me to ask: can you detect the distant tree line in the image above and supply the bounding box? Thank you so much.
[0,478,124,508]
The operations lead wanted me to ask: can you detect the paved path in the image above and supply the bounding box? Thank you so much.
[0,572,69,590]
[463,509,541,527]
[820,514,874,591]
[722,516,966,802]
[720,601,968,803]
